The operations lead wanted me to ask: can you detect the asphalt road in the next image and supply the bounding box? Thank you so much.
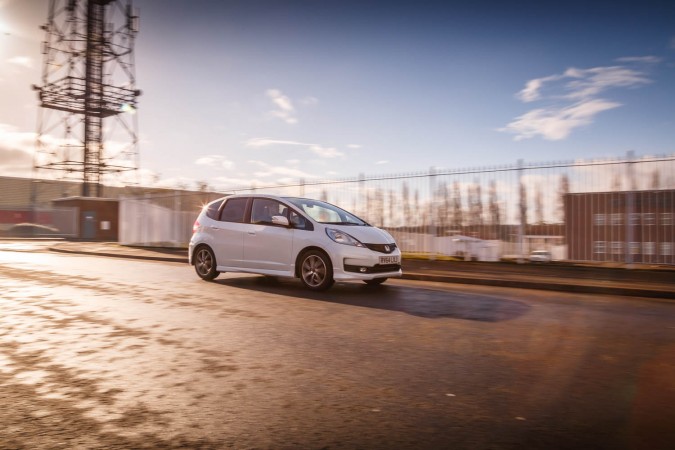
[1,249,674,449]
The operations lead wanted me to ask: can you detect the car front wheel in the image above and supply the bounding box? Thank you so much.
[300,250,334,291]
[194,246,220,281]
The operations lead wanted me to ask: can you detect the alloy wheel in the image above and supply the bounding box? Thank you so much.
[302,254,327,287]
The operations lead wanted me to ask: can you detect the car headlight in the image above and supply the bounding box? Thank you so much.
[326,228,365,247]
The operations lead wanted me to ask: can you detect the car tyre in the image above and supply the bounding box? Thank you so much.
[300,250,334,291]
[364,278,387,286]
[194,246,220,281]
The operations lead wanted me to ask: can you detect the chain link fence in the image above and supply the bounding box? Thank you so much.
[211,153,674,264]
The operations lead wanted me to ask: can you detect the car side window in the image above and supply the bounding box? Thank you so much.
[251,198,287,225]
[205,200,224,219]
[219,197,248,223]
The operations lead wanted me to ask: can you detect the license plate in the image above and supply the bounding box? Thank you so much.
[379,256,400,265]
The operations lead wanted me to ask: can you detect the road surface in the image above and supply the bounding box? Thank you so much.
[1,248,674,449]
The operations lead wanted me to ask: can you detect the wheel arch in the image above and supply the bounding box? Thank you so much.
[294,246,332,278]
[191,243,215,266]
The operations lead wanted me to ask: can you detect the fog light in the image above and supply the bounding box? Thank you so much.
[360,267,367,273]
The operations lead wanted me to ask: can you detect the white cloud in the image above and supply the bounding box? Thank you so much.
[347,144,362,149]
[517,76,557,102]
[194,155,234,170]
[7,56,32,69]
[500,99,621,141]
[245,137,344,158]
[563,66,651,100]
[266,89,297,124]
[375,160,389,165]
[517,65,650,103]
[615,56,662,64]
[309,145,343,158]
[246,138,309,148]
[0,124,35,176]
[250,160,318,180]
[505,58,657,141]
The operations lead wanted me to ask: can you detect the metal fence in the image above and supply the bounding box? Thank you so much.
[209,153,675,265]
[4,153,674,264]
[119,197,201,247]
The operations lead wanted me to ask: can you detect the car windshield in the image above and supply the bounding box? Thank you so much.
[285,197,368,225]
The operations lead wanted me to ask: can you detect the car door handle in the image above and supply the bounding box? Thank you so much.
[248,231,256,235]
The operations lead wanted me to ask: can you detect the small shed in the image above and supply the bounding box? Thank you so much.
[52,197,119,240]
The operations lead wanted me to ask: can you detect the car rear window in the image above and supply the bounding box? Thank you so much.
[205,200,224,220]
[220,197,248,223]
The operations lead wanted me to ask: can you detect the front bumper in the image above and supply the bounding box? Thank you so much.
[328,246,403,281]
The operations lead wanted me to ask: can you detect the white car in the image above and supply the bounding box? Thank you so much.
[189,194,402,290]
[529,250,552,263]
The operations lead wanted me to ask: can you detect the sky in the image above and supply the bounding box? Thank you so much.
[1,0,674,191]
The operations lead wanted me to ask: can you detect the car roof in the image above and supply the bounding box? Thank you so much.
[212,194,319,203]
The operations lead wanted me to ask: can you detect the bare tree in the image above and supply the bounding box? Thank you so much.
[558,174,569,224]
[451,181,463,231]
[435,182,450,233]
[414,189,421,227]
[535,183,544,225]
[488,180,501,227]
[374,188,384,227]
[468,181,483,227]
[366,190,373,224]
[388,190,396,228]
[519,181,528,228]
[401,182,412,226]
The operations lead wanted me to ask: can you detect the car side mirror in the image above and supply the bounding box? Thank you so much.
[271,215,290,227]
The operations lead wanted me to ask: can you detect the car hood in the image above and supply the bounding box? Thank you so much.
[325,225,395,245]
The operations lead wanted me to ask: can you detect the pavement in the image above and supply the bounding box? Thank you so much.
[43,241,675,300]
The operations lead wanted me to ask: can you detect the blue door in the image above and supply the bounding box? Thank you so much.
[83,211,96,239]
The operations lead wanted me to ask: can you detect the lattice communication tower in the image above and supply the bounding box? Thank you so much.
[33,0,140,197]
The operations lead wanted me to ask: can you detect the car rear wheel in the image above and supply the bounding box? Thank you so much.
[194,246,220,281]
[300,250,334,291]
[364,278,387,286]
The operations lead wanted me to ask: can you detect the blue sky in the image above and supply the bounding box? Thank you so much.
[0,0,674,190]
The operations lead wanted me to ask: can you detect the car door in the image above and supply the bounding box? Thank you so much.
[210,197,249,268]
[243,198,294,273]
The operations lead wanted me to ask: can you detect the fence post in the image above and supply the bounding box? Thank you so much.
[429,166,437,258]
[358,173,365,219]
[625,150,635,266]
[174,190,181,247]
[143,193,150,246]
[517,159,524,263]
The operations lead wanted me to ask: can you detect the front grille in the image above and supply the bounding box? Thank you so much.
[364,243,397,254]
[344,264,401,274]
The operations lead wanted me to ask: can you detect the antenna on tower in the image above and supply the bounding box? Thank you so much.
[33,0,141,197]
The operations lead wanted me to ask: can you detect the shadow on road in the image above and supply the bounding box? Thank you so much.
[214,276,531,322]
